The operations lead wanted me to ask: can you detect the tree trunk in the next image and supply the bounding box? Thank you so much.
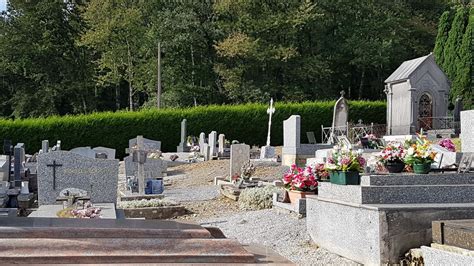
[358,69,365,100]
[127,40,133,111]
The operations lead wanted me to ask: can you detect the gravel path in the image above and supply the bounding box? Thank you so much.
[199,209,358,265]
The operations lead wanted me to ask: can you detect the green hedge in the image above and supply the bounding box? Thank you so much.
[0,101,386,158]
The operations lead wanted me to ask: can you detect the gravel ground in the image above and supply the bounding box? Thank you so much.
[199,209,358,265]
[163,185,219,202]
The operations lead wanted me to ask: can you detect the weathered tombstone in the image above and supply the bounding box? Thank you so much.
[14,143,25,188]
[202,143,210,161]
[306,132,317,144]
[41,140,49,153]
[453,97,463,135]
[92,147,116,159]
[385,54,450,134]
[460,110,474,153]
[218,134,225,154]
[124,156,165,179]
[209,131,217,158]
[328,91,349,143]
[70,147,96,159]
[37,151,119,205]
[260,98,276,159]
[129,137,161,152]
[177,119,190,152]
[199,132,206,155]
[230,144,250,179]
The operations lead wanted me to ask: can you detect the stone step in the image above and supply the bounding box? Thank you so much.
[360,173,474,186]
[0,238,256,264]
[319,182,474,204]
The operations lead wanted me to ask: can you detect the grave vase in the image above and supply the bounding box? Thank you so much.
[413,162,431,174]
[329,171,360,185]
[384,161,405,173]
[287,190,315,205]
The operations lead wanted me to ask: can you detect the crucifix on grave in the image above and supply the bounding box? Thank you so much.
[46,160,62,190]
[260,98,276,159]
[126,135,147,194]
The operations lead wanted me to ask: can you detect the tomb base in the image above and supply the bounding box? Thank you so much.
[306,173,474,265]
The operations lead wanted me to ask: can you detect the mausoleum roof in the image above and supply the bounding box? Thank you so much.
[385,53,432,83]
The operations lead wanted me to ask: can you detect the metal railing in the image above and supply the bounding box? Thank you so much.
[321,123,387,144]
[417,116,460,137]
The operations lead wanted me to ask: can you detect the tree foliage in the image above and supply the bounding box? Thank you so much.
[434,11,453,67]
[0,0,453,118]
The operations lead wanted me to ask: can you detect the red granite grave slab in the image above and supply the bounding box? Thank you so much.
[0,238,256,264]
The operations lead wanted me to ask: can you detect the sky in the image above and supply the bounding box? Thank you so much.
[0,0,6,12]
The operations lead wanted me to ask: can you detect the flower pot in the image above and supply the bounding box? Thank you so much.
[287,190,315,205]
[384,161,405,173]
[413,162,431,174]
[329,171,360,185]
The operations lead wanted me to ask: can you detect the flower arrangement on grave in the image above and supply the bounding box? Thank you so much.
[377,142,406,173]
[403,133,437,174]
[282,164,318,204]
[358,133,379,149]
[324,147,365,185]
[439,138,456,152]
[313,163,329,181]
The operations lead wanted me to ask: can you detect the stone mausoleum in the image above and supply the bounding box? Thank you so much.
[384,53,450,135]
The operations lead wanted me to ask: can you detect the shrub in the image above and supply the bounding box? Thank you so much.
[0,100,385,158]
[118,198,178,209]
[238,186,281,211]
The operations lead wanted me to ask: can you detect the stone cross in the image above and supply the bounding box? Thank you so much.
[265,98,275,147]
[136,135,146,195]
[46,160,62,190]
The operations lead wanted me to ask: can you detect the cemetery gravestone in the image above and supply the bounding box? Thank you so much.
[202,143,210,161]
[37,151,119,205]
[129,137,161,152]
[177,119,190,152]
[70,147,97,159]
[14,143,25,187]
[199,132,206,155]
[460,110,474,153]
[218,134,225,155]
[92,147,116,159]
[328,91,349,143]
[209,131,217,158]
[230,144,250,179]
[41,140,49,153]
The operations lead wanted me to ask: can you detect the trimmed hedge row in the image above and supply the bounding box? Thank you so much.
[0,101,386,159]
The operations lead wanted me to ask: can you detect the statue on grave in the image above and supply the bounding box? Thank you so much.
[329,91,349,144]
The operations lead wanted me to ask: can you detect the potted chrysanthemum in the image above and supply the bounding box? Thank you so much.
[404,134,437,174]
[282,164,318,205]
[325,147,365,185]
[378,142,406,173]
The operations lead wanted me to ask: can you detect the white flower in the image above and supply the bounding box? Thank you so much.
[407,147,415,155]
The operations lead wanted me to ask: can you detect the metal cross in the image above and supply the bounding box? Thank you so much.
[265,98,276,146]
[46,160,62,190]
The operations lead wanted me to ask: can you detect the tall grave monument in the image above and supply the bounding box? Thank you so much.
[260,98,276,159]
[384,53,450,135]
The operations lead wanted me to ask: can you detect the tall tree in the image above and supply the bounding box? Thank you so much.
[434,11,453,67]
[453,7,473,108]
[443,6,468,82]
[0,0,93,118]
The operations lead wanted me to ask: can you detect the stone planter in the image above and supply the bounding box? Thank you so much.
[288,190,315,205]
[329,171,360,185]
[413,163,431,174]
[122,206,186,219]
[384,161,405,173]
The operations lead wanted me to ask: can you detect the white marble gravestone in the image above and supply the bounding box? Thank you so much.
[230,144,250,179]
[199,132,206,155]
[460,110,474,153]
[37,151,119,205]
[328,91,349,144]
[218,134,225,154]
[385,53,450,135]
[209,131,217,158]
